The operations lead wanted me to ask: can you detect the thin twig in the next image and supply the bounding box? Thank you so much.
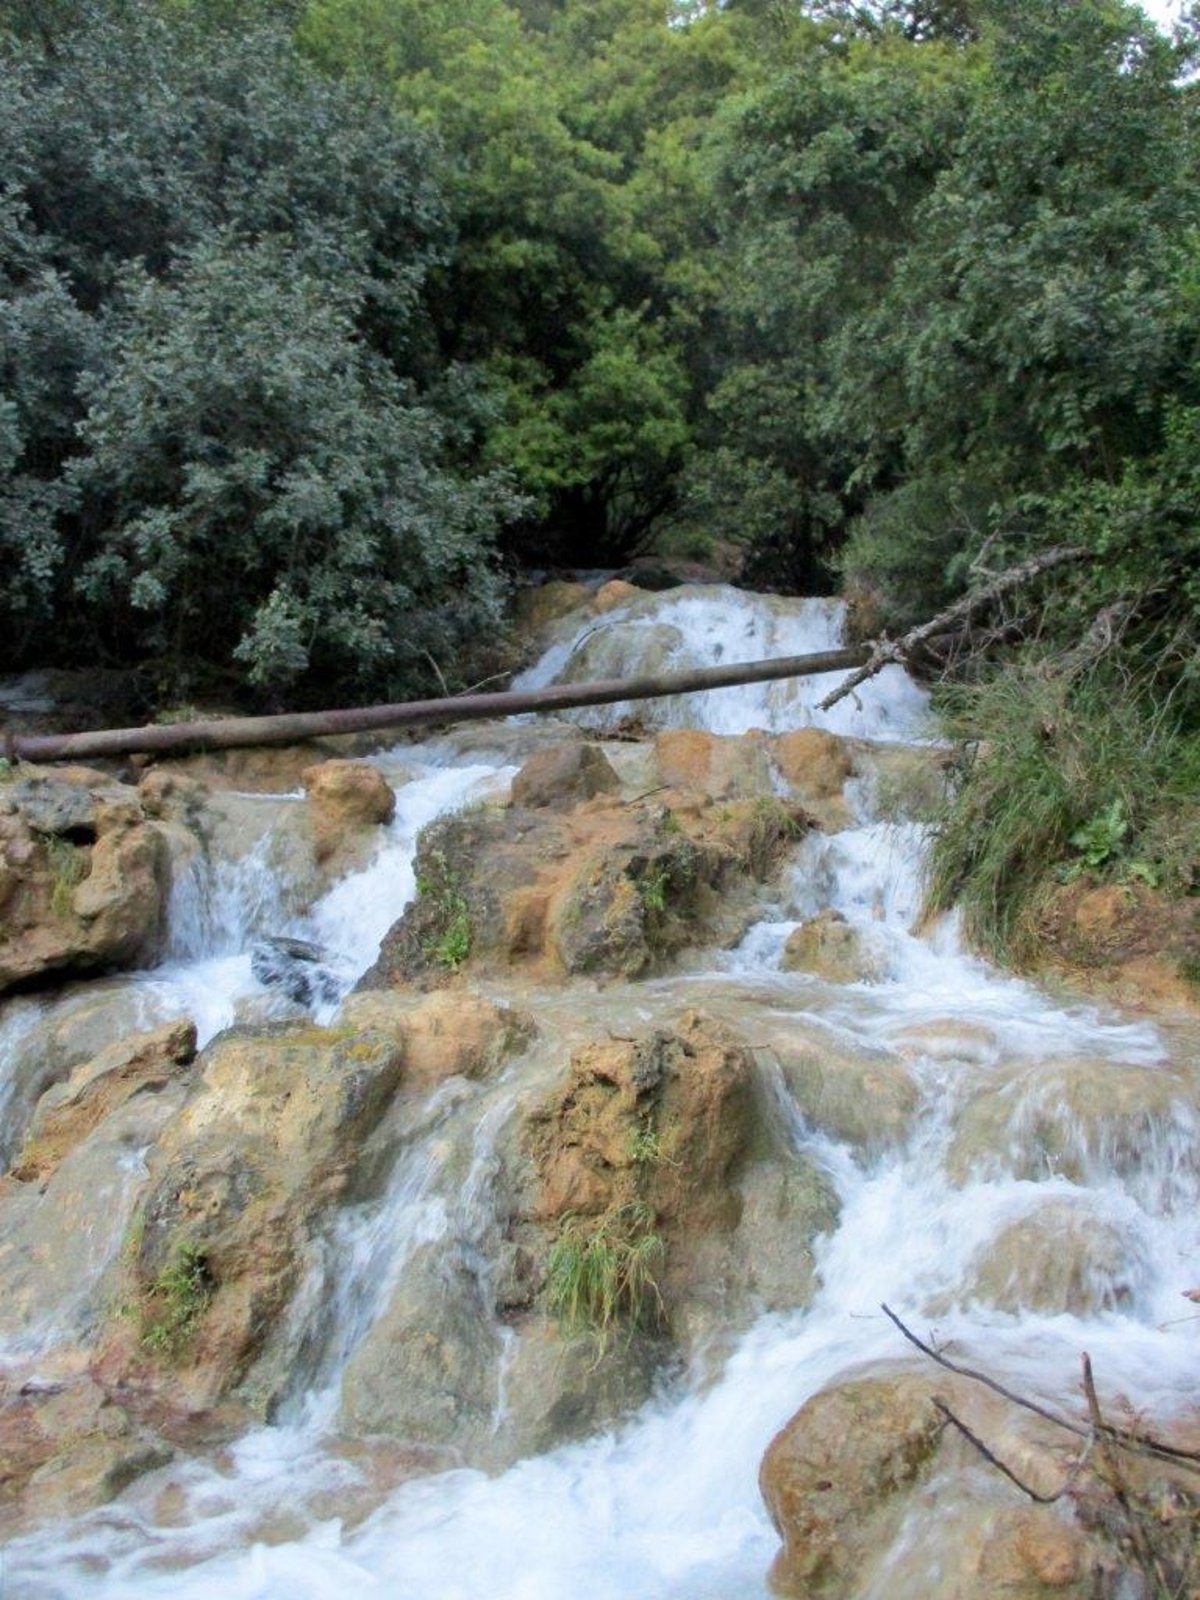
[820,545,1089,711]
[1083,1354,1173,1596]
[883,1305,1200,1471]
[932,1397,1077,1504]
[882,1304,1088,1439]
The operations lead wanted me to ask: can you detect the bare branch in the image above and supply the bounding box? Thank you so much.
[932,1398,1077,1504]
[881,1304,1087,1439]
[883,1304,1200,1472]
[820,545,1090,711]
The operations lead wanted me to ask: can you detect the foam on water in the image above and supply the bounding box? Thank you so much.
[513,586,931,741]
[1,587,1196,1599]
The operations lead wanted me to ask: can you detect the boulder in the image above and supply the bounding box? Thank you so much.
[362,792,806,986]
[760,1366,1094,1600]
[771,729,855,828]
[250,935,342,1007]
[338,1243,502,1455]
[593,578,642,613]
[524,1011,835,1343]
[946,1054,1199,1192]
[490,1318,660,1465]
[781,910,883,985]
[945,1199,1149,1317]
[0,1373,173,1538]
[760,1371,945,1598]
[654,730,775,800]
[0,775,171,995]
[0,981,162,1169]
[336,989,534,1092]
[301,759,395,868]
[101,1019,406,1414]
[513,580,592,635]
[0,1077,191,1354]
[12,1019,197,1182]
[770,1020,918,1153]
[510,743,620,810]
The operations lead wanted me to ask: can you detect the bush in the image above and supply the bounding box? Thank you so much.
[927,662,1200,961]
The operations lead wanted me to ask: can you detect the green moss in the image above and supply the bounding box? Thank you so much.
[45,836,87,918]
[140,1240,213,1359]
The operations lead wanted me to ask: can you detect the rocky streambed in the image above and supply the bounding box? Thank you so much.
[0,584,1196,1600]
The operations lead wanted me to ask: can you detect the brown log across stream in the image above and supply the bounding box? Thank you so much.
[8,645,870,764]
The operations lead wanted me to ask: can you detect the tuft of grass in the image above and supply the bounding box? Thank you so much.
[416,848,474,971]
[545,1201,665,1345]
[927,664,1200,961]
[45,836,87,918]
[636,868,670,916]
[141,1240,213,1359]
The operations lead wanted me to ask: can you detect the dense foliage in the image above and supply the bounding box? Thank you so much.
[0,1,518,699]
[2,1,1199,929]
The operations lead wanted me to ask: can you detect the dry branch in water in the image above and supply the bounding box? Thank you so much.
[883,1305,1200,1600]
[819,544,1090,711]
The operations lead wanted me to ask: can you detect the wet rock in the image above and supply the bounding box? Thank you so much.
[524,1011,834,1345]
[761,1371,945,1599]
[492,1319,660,1464]
[654,730,775,800]
[364,792,803,986]
[771,1021,918,1153]
[510,743,620,809]
[339,1243,502,1454]
[0,1373,173,1538]
[0,1078,191,1353]
[10,776,98,838]
[251,935,342,1007]
[593,578,642,611]
[771,728,854,805]
[101,1019,406,1414]
[513,579,592,636]
[781,910,883,984]
[302,759,395,869]
[12,1019,197,1183]
[761,1364,1115,1600]
[0,982,165,1168]
[946,1199,1149,1317]
[336,989,534,1091]
[0,777,171,995]
[946,1054,1199,1190]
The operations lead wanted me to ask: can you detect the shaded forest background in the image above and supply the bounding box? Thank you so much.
[2,0,1199,950]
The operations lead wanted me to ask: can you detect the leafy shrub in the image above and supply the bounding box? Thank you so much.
[927,662,1200,960]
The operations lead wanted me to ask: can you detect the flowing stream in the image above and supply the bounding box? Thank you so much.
[0,585,1196,1599]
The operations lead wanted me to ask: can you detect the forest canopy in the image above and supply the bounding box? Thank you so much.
[1,0,1198,755]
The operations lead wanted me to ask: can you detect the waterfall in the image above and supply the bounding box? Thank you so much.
[1,585,1195,1600]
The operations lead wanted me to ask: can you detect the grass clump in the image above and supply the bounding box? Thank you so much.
[45,836,88,917]
[927,662,1200,961]
[545,1201,665,1345]
[416,847,474,971]
[141,1240,213,1358]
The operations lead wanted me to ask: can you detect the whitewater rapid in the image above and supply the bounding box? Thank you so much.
[1,587,1195,1600]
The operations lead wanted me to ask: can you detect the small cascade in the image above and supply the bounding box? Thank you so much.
[0,584,1196,1600]
[514,585,930,740]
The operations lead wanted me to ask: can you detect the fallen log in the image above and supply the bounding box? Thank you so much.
[9,644,870,764]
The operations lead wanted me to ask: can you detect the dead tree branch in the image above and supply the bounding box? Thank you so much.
[819,545,1090,711]
[881,1305,1200,1471]
[932,1398,1080,1504]
[10,644,869,765]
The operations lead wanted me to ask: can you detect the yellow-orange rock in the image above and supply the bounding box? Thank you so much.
[302,759,395,865]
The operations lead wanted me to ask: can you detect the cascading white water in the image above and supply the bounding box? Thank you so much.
[514,586,930,740]
[2,586,1196,1600]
